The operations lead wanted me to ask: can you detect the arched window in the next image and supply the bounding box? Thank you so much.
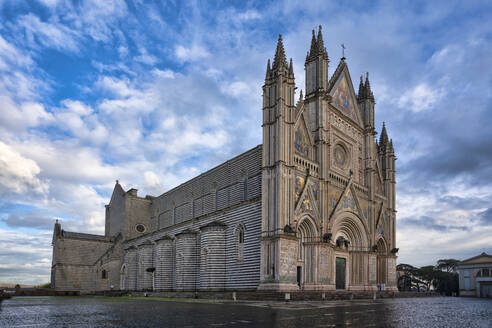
[102,270,107,279]
[236,224,245,261]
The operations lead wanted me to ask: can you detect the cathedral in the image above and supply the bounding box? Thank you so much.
[51,26,398,293]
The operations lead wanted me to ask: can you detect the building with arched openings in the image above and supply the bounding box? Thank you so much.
[51,26,398,293]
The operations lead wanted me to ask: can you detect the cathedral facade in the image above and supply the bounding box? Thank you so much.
[51,27,398,293]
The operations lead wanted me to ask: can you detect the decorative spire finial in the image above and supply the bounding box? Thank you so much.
[358,74,364,99]
[265,59,271,79]
[272,34,288,70]
[364,72,374,100]
[380,122,388,147]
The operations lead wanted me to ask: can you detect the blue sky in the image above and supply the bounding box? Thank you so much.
[0,0,491,285]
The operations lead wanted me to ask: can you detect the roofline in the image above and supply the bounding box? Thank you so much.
[152,144,262,199]
[459,252,492,264]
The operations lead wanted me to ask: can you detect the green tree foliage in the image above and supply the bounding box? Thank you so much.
[436,259,459,273]
[397,259,459,295]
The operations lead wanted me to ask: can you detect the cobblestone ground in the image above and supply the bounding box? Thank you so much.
[0,296,491,327]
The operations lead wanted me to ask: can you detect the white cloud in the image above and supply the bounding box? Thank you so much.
[398,83,445,112]
[0,141,48,195]
[18,14,81,53]
[175,44,210,61]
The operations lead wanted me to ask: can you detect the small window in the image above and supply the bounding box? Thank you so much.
[102,270,107,279]
[236,225,245,261]
[484,269,490,277]
[135,224,146,233]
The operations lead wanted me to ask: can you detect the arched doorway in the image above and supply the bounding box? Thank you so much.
[120,264,127,290]
[330,212,370,289]
[376,238,388,286]
[297,216,318,287]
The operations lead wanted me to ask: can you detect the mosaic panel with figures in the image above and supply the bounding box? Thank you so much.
[328,189,343,214]
[294,123,310,158]
[330,73,359,124]
[295,175,305,201]
[340,189,357,212]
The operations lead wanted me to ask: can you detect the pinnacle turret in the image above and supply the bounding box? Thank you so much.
[309,29,317,56]
[305,25,328,64]
[288,58,294,77]
[265,59,271,79]
[379,122,389,148]
[317,25,325,53]
[272,34,288,70]
[358,75,364,99]
[364,72,374,100]
[358,72,374,101]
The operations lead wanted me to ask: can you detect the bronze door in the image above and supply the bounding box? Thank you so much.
[336,257,346,289]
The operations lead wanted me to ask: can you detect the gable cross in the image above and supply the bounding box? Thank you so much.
[341,43,346,60]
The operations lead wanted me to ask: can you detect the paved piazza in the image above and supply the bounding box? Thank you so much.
[0,296,491,327]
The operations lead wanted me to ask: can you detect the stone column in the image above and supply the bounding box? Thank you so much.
[175,229,198,291]
[124,246,138,291]
[137,240,154,291]
[368,252,377,290]
[199,221,227,291]
[155,236,174,291]
[386,255,398,291]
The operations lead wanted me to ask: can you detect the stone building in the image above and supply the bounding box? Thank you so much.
[51,26,398,294]
[457,253,492,297]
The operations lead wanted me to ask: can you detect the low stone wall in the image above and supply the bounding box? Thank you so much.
[119,290,438,301]
[3,288,80,296]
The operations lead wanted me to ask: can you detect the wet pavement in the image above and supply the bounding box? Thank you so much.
[0,296,491,327]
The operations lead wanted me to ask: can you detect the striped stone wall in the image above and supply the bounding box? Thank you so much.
[199,222,227,290]
[175,230,198,291]
[123,199,262,291]
[137,241,153,291]
[124,246,137,290]
[154,236,174,291]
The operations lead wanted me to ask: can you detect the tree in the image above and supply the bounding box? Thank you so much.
[436,259,459,273]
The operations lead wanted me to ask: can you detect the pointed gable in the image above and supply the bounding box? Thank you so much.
[460,253,492,265]
[295,175,320,219]
[328,61,362,126]
[294,110,313,159]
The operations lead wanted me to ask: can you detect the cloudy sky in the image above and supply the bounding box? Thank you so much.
[0,0,491,285]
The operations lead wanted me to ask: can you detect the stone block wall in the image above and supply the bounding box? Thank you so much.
[154,236,174,291]
[199,222,227,290]
[137,241,153,290]
[123,200,262,291]
[175,230,198,291]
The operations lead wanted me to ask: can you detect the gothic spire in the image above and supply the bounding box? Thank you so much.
[288,58,294,77]
[265,59,271,79]
[309,29,317,56]
[272,34,288,70]
[316,25,327,58]
[380,122,388,148]
[364,72,374,100]
[389,139,394,153]
[358,75,364,99]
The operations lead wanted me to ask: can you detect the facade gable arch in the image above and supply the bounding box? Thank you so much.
[329,211,370,249]
[296,214,319,239]
[376,236,388,254]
